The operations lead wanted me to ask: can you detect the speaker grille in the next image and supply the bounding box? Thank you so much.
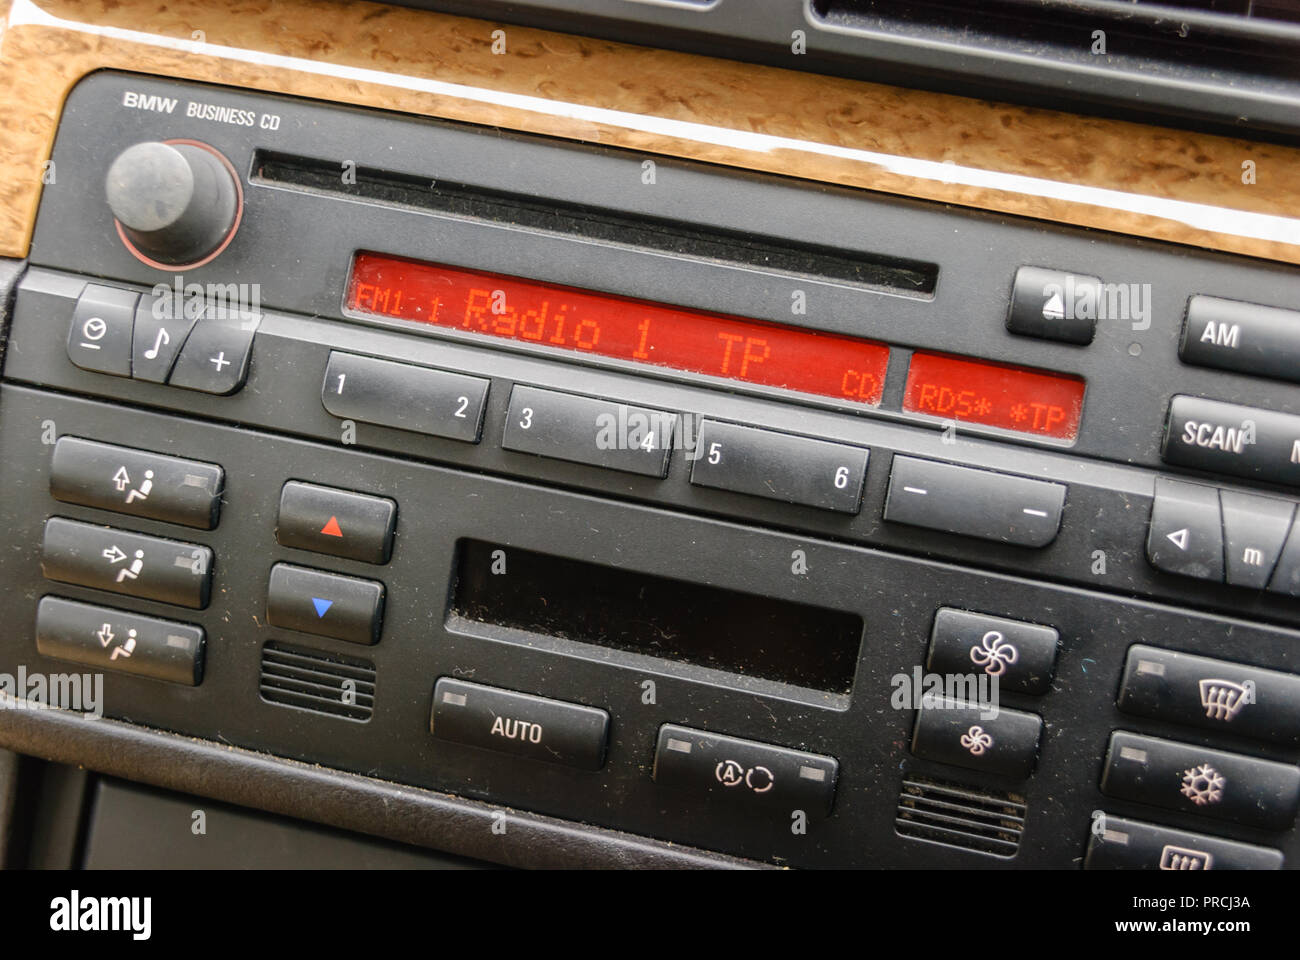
[260,641,375,721]
[896,778,1026,857]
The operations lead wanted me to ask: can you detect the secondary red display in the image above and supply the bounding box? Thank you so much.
[346,253,890,404]
[903,351,1085,440]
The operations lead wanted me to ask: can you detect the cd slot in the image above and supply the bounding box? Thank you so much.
[449,539,863,694]
[252,150,937,298]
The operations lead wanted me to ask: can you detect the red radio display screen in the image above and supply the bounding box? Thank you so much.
[903,351,1085,440]
[345,252,890,404]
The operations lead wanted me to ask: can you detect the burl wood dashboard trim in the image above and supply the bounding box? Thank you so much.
[1,0,1298,264]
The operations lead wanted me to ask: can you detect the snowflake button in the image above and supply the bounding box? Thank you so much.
[1180,763,1226,806]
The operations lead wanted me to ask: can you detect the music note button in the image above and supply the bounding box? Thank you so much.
[131,297,199,383]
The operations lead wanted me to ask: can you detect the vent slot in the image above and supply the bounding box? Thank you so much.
[813,1,1300,76]
[896,777,1027,857]
[252,150,937,299]
[260,641,376,721]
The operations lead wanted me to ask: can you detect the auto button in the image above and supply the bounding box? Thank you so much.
[431,678,609,770]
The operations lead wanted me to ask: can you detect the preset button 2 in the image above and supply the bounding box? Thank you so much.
[503,386,676,478]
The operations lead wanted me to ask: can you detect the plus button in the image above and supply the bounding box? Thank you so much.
[209,352,231,372]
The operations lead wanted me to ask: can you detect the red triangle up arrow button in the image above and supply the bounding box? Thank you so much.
[320,516,343,538]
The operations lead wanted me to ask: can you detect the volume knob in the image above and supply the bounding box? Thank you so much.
[105,140,241,268]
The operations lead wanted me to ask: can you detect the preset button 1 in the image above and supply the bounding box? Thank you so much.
[322,351,489,443]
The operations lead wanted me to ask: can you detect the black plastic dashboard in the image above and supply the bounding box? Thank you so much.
[1,67,1299,870]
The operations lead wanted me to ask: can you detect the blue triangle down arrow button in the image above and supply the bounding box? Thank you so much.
[311,597,334,618]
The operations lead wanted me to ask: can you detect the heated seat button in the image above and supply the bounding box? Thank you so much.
[884,456,1065,547]
[431,678,609,770]
[502,386,676,478]
[168,314,258,395]
[322,351,489,443]
[1116,645,1300,746]
[926,608,1059,695]
[40,517,212,609]
[688,419,868,514]
[1005,266,1102,345]
[276,481,396,565]
[911,699,1043,779]
[1100,731,1300,831]
[36,595,204,686]
[652,724,838,818]
[1179,295,1300,386]
[266,563,385,646]
[1163,396,1300,487]
[1220,490,1294,588]
[67,284,137,378]
[1085,815,1283,870]
[1146,477,1224,582]
[50,437,224,530]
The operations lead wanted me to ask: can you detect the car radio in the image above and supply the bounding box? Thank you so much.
[1,70,1298,868]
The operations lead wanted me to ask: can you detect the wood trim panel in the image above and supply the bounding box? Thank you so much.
[1,0,1298,263]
